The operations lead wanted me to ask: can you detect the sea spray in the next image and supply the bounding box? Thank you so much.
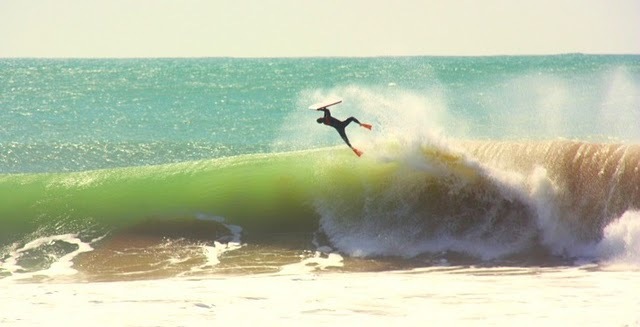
[595,210,640,267]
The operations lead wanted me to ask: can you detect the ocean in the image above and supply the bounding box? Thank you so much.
[1,55,639,325]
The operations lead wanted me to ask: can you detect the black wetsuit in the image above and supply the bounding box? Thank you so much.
[317,108,361,148]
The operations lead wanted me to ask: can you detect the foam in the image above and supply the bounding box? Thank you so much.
[183,213,245,273]
[595,210,640,268]
[0,234,96,281]
[528,166,579,256]
[278,251,344,275]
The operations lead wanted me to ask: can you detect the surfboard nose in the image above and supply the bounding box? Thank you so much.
[308,99,342,110]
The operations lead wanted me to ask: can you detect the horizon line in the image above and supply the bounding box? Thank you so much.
[2,52,639,60]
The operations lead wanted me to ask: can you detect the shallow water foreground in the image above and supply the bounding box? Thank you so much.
[2,265,639,326]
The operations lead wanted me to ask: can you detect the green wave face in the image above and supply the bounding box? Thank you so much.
[2,141,638,258]
[0,150,335,244]
[0,145,462,244]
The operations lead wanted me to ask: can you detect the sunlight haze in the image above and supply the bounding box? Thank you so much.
[1,0,639,58]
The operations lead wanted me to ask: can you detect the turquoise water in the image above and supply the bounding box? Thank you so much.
[1,55,639,281]
[2,55,638,173]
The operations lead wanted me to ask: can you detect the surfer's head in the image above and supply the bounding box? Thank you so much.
[316,118,323,124]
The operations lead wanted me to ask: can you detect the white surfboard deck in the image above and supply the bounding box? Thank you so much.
[308,99,342,110]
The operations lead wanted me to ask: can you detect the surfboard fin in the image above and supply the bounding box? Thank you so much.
[360,123,372,130]
[353,148,363,157]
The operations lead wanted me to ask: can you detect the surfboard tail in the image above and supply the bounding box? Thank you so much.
[353,148,364,157]
[360,123,372,130]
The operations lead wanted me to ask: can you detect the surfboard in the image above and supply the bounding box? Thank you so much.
[308,99,342,110]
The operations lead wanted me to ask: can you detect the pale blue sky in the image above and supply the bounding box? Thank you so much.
[1,0,639,58]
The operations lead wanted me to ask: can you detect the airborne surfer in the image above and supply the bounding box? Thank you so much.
[316,107,372,157]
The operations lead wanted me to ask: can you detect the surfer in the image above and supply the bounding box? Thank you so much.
[316,107,372,157]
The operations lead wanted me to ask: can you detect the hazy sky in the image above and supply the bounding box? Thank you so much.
[1,0,639,58]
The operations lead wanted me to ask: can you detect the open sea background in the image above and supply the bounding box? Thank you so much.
[1,55,640,325]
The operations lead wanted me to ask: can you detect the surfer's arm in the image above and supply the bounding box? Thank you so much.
[317,107,330,118]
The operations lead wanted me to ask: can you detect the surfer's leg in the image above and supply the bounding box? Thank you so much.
[345,117,372,130]
[338,128,364,157]
[338,129,353,148]
[337,125,364,157]
[343,117,361,127]
[339,130,364,157]
[339,131,363,156]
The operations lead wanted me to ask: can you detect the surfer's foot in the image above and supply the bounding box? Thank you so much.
[360,123,372,130]
[353,148,363,157]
